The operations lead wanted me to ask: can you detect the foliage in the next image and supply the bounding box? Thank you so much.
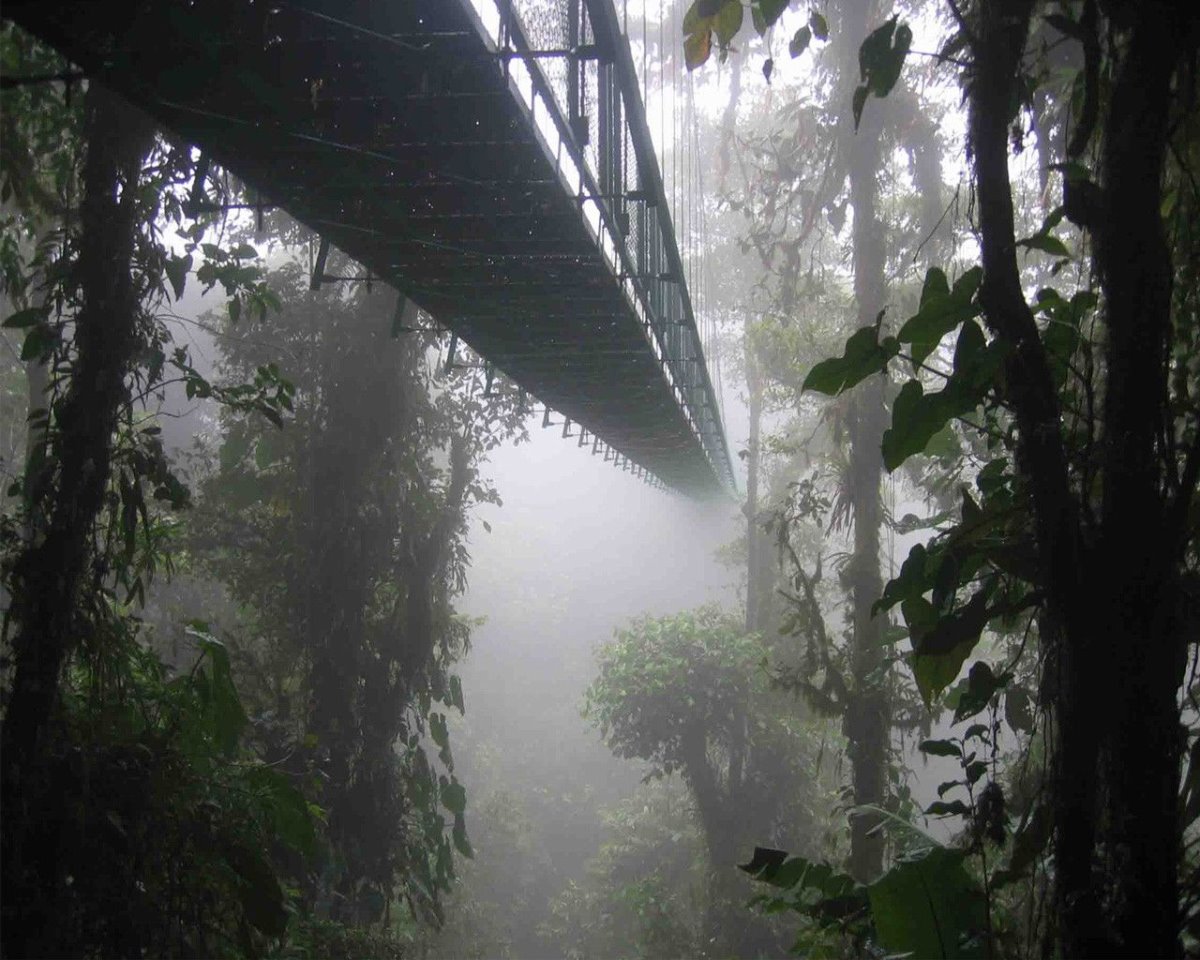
[426,788,548,959]
[273,917,412,960]
[683,0,828,71]
[742,835,987,959]
[585,606,833,955]
[586,607,768,778]
[708,0,1200,953]
[0,18,522,954]
[16,627,316,959]
[540,779,708,960]
[0,21,312,955]
[188,256,528,927]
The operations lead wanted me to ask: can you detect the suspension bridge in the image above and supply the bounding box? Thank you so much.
[2,0,733,496]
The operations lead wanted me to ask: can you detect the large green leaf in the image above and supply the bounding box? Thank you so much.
[868,847,986,959]
[741,847,857,898]
[913,587,990,658]
[441,779,467,816]
[713,0,744,45]
[186,627,248,754]
[803,325,899,395]
[789,25,812,57]
[2,306,47,329]
[20,322,57,362]
[918,738,962,758]
[908,588,992,705]
[247,767,317,858]
[683,0,724,31]
[882,381,953,470]
[683,0,742,69]
[877,543,931,613]
[1018,233,1070,257]
[952,660,1006,723]
[164,252,192,301]
[853,17,913,127]
[684,29,713,70]
[883,319,1002,471]
[897,267,983,368]
[226,842,289,938]
[915,646,973,707]
[740,847,868,931]
[754,0,790,30]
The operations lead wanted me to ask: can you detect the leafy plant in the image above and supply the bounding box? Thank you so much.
[742,834,988,958]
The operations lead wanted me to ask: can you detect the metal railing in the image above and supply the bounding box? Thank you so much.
[462,0,735,492]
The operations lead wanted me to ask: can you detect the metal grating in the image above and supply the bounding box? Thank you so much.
[2,0,735,497]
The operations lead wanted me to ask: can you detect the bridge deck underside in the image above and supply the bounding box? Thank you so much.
[5,0,726,495]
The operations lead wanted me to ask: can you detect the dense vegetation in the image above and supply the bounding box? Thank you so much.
[3,0,1200,957]
[0,21,526,955]
[677,0,1200,955]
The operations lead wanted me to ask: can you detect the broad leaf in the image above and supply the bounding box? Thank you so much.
[684,28,713,69]
[1018,233,1071,258]
[441,779,467,816]
[802,325,898,395]
[869,847,986,959]
[789,25,811,57]
[3,306,47,329]
[953,660,1006,723]
[882,381,953,470]
[164,253,193,301]
[925,799,970,817]
[877,543,930,612]
[883,318,1001,471]
[909,588,992,705]
[853,17,912,127]
[20,323,57,361]
[919,738,961,758]
[742,847,853,895]
[755,0,790,29]
[714,0,744,45]
[897,266,982,368]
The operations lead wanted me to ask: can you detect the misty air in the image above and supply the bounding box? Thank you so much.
[0,1,1197,958]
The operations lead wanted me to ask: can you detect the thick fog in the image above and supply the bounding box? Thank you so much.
[438,424,739,956]
[9,0,1190,956]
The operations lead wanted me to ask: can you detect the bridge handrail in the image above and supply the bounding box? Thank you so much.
[584,0,736,491]
[470,0,735,492]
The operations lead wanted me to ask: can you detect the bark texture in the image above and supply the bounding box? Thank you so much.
[0,86,154,958]
[841,0,891,884]
[968,1,1199,953]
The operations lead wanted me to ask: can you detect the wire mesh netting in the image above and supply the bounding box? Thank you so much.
[497,0,729,486]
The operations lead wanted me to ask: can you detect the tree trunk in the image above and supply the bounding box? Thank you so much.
[841,0,890,884]
[0,86,154,958]
[969,1,1197,953]
[744,343,770,635]
[1090,6,1192,954]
